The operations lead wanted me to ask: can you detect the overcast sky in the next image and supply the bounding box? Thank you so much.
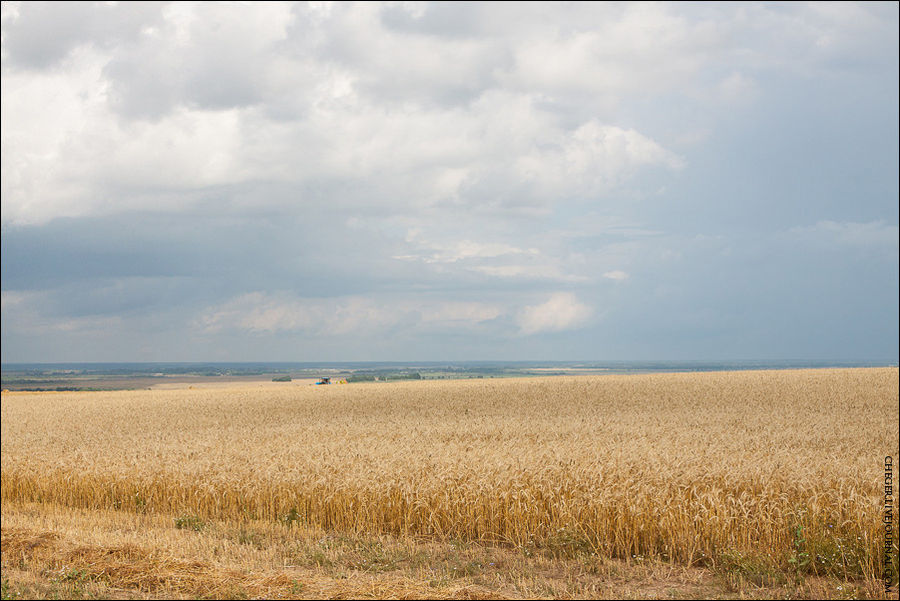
[1,1,898,363]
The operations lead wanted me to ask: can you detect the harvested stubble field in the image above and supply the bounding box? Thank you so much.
[2,368,898,599]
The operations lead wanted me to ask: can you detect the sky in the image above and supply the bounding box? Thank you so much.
[1,1,898,363]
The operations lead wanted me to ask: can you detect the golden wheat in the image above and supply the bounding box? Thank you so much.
[2,368,897,583]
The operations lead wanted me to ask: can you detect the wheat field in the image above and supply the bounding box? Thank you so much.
[2,368,898,597]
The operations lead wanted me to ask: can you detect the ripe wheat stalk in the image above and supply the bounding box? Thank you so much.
[2,368,897,582]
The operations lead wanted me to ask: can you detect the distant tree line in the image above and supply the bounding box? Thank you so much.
[347,372,422,383]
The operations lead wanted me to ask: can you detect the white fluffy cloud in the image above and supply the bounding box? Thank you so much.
[516,292,592,335]
[0,2,705,226]
[395,229,539,264]
[198,291,599,338]
[10,1,881,226]
[603,270,630,281]
[197,292,505,336]
[393,228,591,282]
[199,290,602,339]
[4,1,893,224]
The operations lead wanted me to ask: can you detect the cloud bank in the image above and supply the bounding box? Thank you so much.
[2,2,897,362]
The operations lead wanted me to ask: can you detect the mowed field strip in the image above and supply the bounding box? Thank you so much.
[2,368,897,592]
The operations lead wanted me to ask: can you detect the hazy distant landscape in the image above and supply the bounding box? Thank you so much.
[2,361,896,392]
[2,360,895,391]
